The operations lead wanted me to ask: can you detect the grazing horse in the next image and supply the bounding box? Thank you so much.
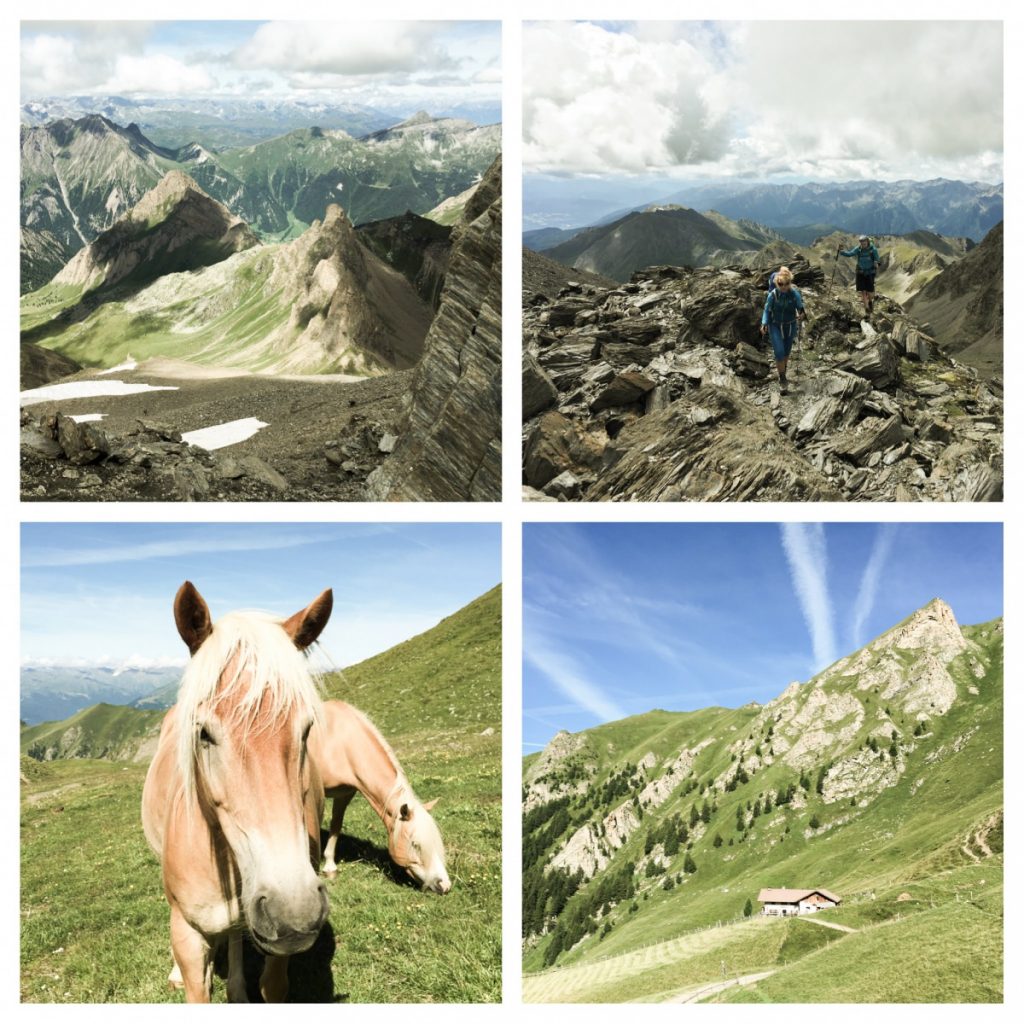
[310,700,451,894]
[142,581,333,1003]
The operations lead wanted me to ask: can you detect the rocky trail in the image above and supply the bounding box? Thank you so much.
[20,359,413,501]
[523,257,1002,502]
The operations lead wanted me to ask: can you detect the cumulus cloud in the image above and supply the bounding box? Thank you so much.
[100,54,216,96]
[524,21,732,175]
[232,21,455,77]
[525,20,1002,181]
[723,21,1002,181]
[780,523,837,671]
[21,22,154,96]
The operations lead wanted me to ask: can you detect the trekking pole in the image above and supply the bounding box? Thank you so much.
[825,249,840,300]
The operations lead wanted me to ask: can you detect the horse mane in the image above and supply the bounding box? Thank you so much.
[345,704,415,814]
[176,611,324,803]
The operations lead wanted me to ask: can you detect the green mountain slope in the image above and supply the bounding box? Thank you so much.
[21,586,501,1003]
[21,702,165,763]
[21,176,433,376]
[522,601,1002,1002]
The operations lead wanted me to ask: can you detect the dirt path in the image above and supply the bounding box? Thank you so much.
[666,970,776,1003]
[798,915,858,933]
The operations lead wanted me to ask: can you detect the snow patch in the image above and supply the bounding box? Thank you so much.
[69,414,105,423]
[181,417,269,451]
[98,356,137,375]
[20,381,178,406]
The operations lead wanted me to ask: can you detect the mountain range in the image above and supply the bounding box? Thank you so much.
[21,112,500,291]
[522,599,1002,1002]
[20,661,184,725]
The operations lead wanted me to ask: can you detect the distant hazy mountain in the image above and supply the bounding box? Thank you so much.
[20,662,183,725]
[543,206,782,282]
[21,96,401,150]
[660,179,1003,243]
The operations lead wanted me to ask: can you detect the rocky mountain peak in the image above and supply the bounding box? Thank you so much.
[54,171,259,294]
[875,597,966,662]
[401,110,434,127]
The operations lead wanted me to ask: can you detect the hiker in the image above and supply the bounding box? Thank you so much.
[838,235,881,314]
[760,266,805,394]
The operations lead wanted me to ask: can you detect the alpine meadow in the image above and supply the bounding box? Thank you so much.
[522,523,1002,1003]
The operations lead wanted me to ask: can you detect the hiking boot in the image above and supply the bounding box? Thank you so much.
[779,376,788,395]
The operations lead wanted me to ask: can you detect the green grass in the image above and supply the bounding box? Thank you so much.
[523,617,1003,1001]
[21,587,501,1003]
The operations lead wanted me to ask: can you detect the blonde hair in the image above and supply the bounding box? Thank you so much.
[774,266,793,287]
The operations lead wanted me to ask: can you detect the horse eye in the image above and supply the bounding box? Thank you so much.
[199,726,215,746]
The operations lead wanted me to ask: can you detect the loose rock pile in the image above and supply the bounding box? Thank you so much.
[522,258,1003,501]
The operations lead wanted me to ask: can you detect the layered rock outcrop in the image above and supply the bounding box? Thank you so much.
[523,258,1002,502]
[367,155,502,501]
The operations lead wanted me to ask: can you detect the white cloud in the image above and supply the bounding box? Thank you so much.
[524,642,626,724]
[100,54,216,96]
[524,21,731,175]
[780,523,837,670]
[524,20,1002,182]
[233,22,454,77]
[21,23,154,96]
[851,525,898,647]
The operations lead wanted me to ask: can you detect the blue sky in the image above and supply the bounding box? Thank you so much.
[523,523,1002,753]
[21,523,499,668]
[21,21,501,114]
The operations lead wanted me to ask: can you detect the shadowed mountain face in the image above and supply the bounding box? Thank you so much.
[522,601,1003,1001]
[905,222,1003,377]
[522,256,1002,503]
[544,207,780,282]
[53,171,260,294]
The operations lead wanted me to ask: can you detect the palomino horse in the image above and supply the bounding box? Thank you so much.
[310,700,451,894]
[142,582,333,1003]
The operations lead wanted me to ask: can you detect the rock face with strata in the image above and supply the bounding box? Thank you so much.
[523,255,1002,502]
[367,155,502,501]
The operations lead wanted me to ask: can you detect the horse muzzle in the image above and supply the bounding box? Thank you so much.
[247,883,329,955]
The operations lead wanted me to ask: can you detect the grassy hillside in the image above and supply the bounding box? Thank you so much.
[21,703,165,763]
[523,611,1002,1001]
[21,586,501,1003]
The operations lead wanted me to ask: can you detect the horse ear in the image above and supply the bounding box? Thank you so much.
[174,581,212,656]
[283,589,333,650]
[400,803,412,821]
[423,798,439,812]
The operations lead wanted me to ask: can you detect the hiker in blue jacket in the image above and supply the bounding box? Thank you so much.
[760,266,805,394]
[839,234,881,315]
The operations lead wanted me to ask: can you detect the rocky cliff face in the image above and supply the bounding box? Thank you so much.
[54,171,260,294]
[905,221,1003,376]
[259,202,433,373]
[523,257,1002,502]
[357,211,453,309]
[366,155,502,501]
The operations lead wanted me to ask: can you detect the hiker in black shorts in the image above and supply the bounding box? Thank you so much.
[839,235,881,315]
